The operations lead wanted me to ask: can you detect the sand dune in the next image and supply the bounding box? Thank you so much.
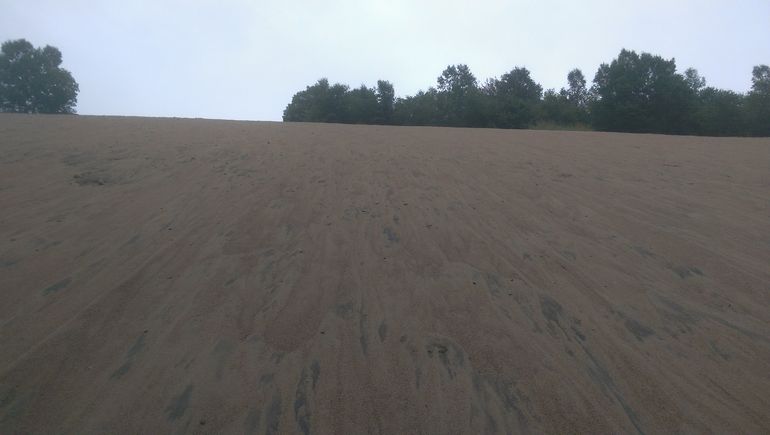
[1,114,769,433]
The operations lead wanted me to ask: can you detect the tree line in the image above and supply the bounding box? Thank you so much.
[284,49,770,137]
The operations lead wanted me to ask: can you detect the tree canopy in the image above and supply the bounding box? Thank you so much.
[590,49,695,134]
[283,78,396,125]
[746,65,770,136]
[283,49,768,137]
[0,39,79,114]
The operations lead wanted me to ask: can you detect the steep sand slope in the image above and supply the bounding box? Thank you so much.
[1,114,769,434]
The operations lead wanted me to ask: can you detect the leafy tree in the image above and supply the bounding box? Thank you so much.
[746,65,770,136]
[693,87,746,136]
[0,39,79,114]
[282,78,351,123]
[325,83,350,123]
[344,85,379,124]
[284,78,397,125]
[497,67,543,102]
[591,49,695,134]
[436,64,480,126]
[564,68,589,110]
[540,68,590,126]
[540,89,572,125]
[282,78,329,122]
[484,67,542,128]
[376,80,395,124]
[393,88,443,126]
[684,68,706,93]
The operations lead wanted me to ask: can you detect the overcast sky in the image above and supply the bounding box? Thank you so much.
[2,0,769,121]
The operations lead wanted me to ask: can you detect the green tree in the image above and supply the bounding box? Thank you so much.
[282,78,350,123]
[484,67,542,128]
[591,49,694,134]
[0,39,79,114]
[540,89,572,125]
[436,64,480,126]
[564,68,589,110]
[746,65,770,136]
[284,79,397,125]
[325,83,350,123]
[282,78,330,122]
[345,85,379,124]
[540,68,590,126]
[684,68,706,93]
[393,88,444,126]
[376,80,395,124]
[693,88,746,136]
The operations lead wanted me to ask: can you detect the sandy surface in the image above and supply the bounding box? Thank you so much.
[1,114,769,434]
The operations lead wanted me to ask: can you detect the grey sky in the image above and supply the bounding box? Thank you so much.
[2,0,769,121]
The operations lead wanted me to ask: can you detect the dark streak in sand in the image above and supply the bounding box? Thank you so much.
[42,277,71,294]
[166,384,193,421]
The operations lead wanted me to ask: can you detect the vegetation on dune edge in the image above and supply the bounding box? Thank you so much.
[284,49,770,137]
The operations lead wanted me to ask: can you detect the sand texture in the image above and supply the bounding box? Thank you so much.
[1,114,769,434]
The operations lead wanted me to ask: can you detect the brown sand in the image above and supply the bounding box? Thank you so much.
[1,114,769,434]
